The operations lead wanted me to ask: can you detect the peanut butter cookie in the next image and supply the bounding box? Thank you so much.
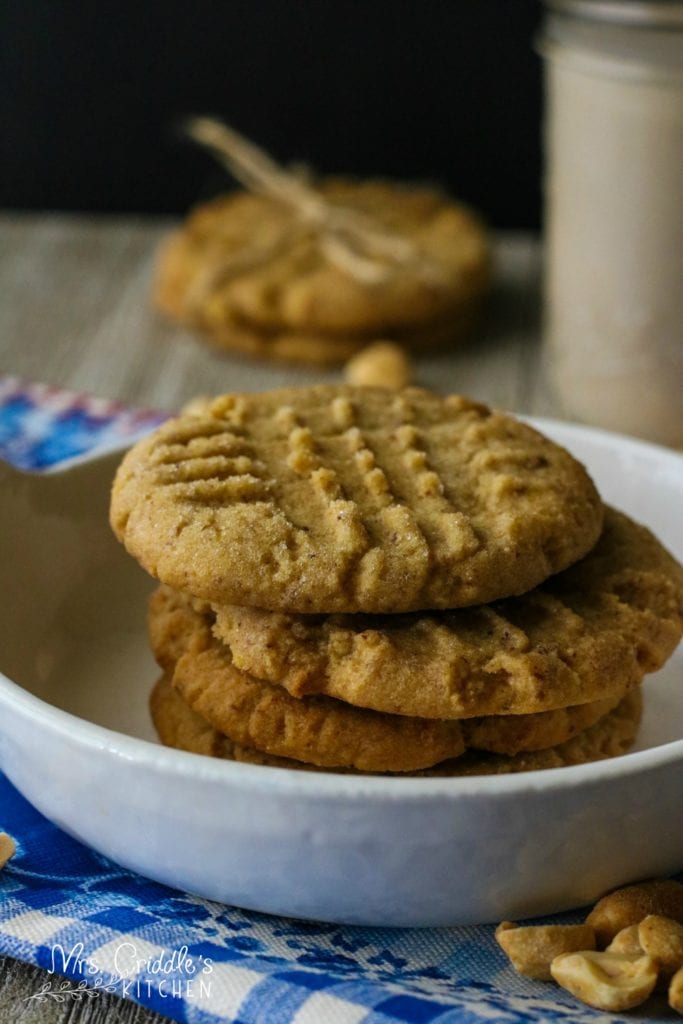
[157,298,478,367]
[153,180,490,365]
[111,386,603,613]
[151,673,237,760]
[151,674,343,769]
[213,508,682,717]
[149,586,630,757]
[442,690,641,775]
[149,588,465,772]
[150,675,641,776]
[460,694,623,755]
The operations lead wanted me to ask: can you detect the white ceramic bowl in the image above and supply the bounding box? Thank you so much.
[0,420,681,927]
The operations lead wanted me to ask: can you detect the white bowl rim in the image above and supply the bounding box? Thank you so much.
[1,417,682,803]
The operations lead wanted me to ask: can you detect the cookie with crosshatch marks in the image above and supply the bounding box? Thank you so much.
[149,584,623,758]
[110,385,603,614]
[148,587,466,772]
[211,508,683,719]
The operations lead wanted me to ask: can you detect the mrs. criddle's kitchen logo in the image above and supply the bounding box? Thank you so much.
[24,941,213,1003]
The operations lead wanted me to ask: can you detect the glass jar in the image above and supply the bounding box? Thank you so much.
[539,1,683,445]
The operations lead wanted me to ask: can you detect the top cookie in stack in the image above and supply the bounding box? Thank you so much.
[110,386,683,775]
[111,386,602,613]
[153,180,491,366]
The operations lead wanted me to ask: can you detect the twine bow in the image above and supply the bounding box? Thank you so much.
[183,117,446,309]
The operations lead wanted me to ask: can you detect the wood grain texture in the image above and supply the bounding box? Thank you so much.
[0,214,548,417]
[0,214,545,1022]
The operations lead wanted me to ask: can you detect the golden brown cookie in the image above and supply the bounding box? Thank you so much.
[154,180,491,364]
[150,673,373,772]
[111,386,603,613]
[149,588,466,772]
[151,675,641,776]
[151,673,236,759]
[149,584,626,755]
[148,585,211,672]
[213,507,683,717]
[161,299,480,367]
[439,690,641,775]
[171,650,466,772]
[460,695,623,755]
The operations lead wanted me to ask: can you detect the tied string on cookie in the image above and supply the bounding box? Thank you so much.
[182,117,448,312]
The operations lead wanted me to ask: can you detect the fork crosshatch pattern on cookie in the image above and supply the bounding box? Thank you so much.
[211,507,683,719]
[111,386,603,613]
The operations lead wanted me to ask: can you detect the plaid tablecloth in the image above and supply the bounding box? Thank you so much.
[0,376,675,1024]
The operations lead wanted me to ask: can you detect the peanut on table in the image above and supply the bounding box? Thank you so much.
[496,878,683,1015]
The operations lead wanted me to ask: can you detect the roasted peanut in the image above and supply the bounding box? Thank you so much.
[551,950,658,1012]
[670,965,683,1014]
[344,341,413,389]
[638,915,683,976]
[181,394,214,416]
[0,833,16,869]
[606,925,643,957]
[586,879,683,946]
[495,921,596,980]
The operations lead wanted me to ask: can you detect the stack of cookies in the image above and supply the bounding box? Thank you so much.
[153,179,491,366]
[109,386,683,775]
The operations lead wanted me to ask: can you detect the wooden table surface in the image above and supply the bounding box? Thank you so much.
[0,214,546,1024]
[0,214,550,417]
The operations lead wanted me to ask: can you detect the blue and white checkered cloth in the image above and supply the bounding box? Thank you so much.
[0,377,676,1024]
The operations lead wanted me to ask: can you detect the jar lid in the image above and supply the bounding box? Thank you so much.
[546,1,683,26]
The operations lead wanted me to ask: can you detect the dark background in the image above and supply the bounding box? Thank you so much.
[0,1,543,228]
